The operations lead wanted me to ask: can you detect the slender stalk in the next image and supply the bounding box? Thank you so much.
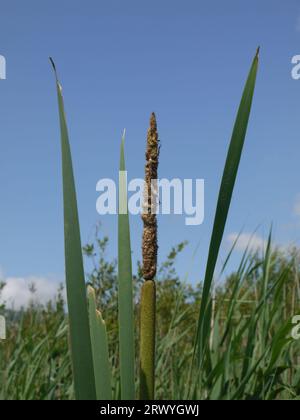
[140,113,159,400]
[140,280,156,399]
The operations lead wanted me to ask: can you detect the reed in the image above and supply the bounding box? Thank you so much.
[37,50,300,402]
[194,48,260,372]
[118,132,135,399]
[140,113,160,400]
[87,286,112,400]
[50,58,96,400]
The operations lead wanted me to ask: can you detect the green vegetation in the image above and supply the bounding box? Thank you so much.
[0,50,299,400]
[118,134,135,400]
[50,58,96,400]
[0,236,300,400]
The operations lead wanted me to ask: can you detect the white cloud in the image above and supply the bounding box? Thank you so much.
[227,232,266,253]
[0,276,62,309]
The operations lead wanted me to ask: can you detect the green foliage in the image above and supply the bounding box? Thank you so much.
[196,49,259,370]
[1,231,300,400]
[0,288,72,400]
[50,58,96,400]
[1,51,299,401]
[87,286,112,400]
[118,135,135,399]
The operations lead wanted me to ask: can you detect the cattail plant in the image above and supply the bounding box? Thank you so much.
[49,50,262,401]
[118,132,135,399]
[192,48,260,383]
[51,58,115,401]
[140,113,160,400]
[50,58,96,400]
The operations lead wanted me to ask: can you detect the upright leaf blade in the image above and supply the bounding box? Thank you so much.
[50,58,96,400]
[196,49,260,361]
[87,286,112,400]
[118,132,135,399]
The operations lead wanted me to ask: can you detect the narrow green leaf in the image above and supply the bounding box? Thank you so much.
[50,58,96,400]
[87,286,112,400]
[196,49,260,361]
[118,132,135,399]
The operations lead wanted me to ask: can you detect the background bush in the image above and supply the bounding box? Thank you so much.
[0,227,300,400]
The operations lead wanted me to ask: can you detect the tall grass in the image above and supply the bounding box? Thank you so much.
[194,48,259,376]
[50,58,96,400]
[87,286,112,400]
[118,133,135,399]
[1,243,300,400]
[1,49,295,400]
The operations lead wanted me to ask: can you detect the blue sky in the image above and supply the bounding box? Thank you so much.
[0,0,300,303]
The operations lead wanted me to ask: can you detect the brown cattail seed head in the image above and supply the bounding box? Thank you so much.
[142,113,159,281]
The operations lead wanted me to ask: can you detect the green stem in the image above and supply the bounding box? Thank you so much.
[139,280,156,400]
